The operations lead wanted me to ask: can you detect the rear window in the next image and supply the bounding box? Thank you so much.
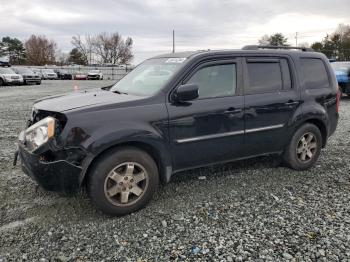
[246,61,284,94]
[300,58,330,89]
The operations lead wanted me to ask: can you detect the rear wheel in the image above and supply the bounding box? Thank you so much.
[88,147,159,216]
[0,78,4,86]
[283,123,322,170]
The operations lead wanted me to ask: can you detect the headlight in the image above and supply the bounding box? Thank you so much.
[24,117,55,151]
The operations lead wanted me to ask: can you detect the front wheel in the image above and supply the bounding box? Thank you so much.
[283,123,322,170]
[88,147,159,216]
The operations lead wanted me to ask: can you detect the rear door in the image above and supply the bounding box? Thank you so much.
[243,56,300,156]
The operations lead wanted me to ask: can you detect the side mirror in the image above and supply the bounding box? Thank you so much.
[175,84,199,102]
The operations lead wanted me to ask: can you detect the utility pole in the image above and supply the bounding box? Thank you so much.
[295,32,298,47]
[172,30,175,53]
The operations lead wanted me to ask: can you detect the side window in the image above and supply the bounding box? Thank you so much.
[300,58,330,89]
[186,63,236,99]
[246,60,285,94]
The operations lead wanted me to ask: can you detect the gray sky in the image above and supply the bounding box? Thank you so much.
[1,0,350,64]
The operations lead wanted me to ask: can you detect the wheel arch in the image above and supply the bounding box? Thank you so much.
[81,140,172,187]
[298,118,328,148]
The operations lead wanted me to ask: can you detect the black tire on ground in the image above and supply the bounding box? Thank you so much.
[36,81,41,85]
[283,123,322,170]
[88,147,159,216]
[0,78,4,86]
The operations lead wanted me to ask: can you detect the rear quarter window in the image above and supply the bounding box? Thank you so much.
[300,58,330,89]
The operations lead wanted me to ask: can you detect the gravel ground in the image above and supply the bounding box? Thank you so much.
[0,80,350,261]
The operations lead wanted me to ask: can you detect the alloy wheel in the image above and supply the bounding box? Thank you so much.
[104,162,149,206]
[296,132,317,162]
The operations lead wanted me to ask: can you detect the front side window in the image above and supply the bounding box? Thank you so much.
[301,58,330,89]
[14,68,34,74]
[246,61,283,94]
[42,69,55,74]
[110,58,186,96]
[186,63,236,99]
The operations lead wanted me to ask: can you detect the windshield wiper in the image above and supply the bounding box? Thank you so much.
[112,90,128,95]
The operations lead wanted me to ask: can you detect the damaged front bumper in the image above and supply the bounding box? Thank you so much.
[15,142,83,193]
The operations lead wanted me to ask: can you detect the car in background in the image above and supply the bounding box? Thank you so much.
[32,68,43,79]
[41,69,58,80]
[55,69,73,80]
[87,70,103,80]
[0,61,11,67]
[12,67,41,85]
[0,67,24,86]
[73,71,88,80]
[331,62,350,96]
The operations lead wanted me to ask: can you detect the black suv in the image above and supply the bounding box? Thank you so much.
[16,46,339,216]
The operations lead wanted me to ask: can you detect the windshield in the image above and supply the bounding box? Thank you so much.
[331,62,350,72]
[0,68,15,74]
[42,69,55,73]
[110,57,186,96]
[15,68,34,74]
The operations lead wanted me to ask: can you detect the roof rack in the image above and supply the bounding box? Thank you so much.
[242,45,314,52]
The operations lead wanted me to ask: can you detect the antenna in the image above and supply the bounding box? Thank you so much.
[172,30,175,53]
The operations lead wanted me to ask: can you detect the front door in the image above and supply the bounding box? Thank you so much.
[167,59,245,171]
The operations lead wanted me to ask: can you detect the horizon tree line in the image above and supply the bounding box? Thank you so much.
[0,32,134,66]
[1,24,350,66]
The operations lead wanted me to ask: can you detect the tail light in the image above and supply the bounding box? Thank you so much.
[336,90,341,113]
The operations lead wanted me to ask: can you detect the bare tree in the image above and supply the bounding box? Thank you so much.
[91,32,133,65]
[258,34,270,45]
[71,32,134,65]
[25,35,57,65]
[71,34,93,64]
[258,33,289,46]
[55,50,69,66]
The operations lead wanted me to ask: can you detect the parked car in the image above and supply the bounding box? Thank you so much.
[0,67,24,86]
[73,71,88,80]
[32,68,43,79]
[55,69,73,80]
[15,46,339,216]
[12,67,41,85]
[87,70,103,80]
[41,69,58,80]
[0,61,11,67]
[331,61,350,96]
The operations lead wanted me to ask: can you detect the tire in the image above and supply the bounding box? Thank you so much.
[283,123,322,170]
[88,147,159,216]
[0,78,4,86]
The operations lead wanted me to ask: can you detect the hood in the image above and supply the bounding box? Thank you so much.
[34,88,142,112]
[1,73,22,78]
[23,74,39,77]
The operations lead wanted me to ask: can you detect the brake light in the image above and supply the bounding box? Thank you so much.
[336,91,341,113]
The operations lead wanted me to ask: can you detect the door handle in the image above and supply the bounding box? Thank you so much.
[285,101,299,106]
[224,107,243,114]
